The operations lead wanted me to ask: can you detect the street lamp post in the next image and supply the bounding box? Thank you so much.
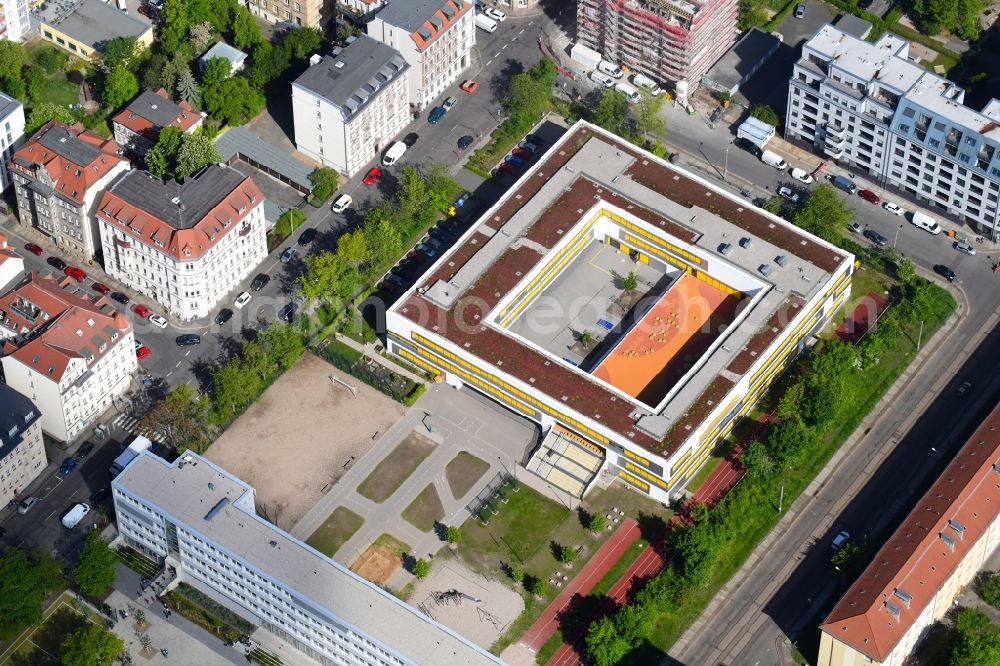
[917,319,924,351]
[894,223,903,248]
[724,141,732,182]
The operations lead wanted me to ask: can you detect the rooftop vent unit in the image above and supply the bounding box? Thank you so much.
[739,236,753,249]
[775,255,788,267]
[759,264,773,277]
[718,243,733,256]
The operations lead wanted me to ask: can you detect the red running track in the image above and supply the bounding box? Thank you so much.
[518,518,640,653]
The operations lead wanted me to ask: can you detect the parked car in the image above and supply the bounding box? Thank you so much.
[298,228,318,245]
[60,457,79,475]
[175,334,201,346]
[504,154,525,166]
[428,107,446,124]
[934,264,956,282]
[148,313,167,328]
[512,146,534,159]
[483,6,505,21]
[790,167,813,184]
[864,228,889,246]
[215,308,233,325]
[47,257,67,271]
[794,2,805,18]
[131,304,151,318]
[363,167,382,185]
[250,273,270,291]
[234,291,252,309]
[280,246,297,263]
[777,186,799,203]
[403,133,419,148]
[77,441,95,458]
[64,266,86,282]
[89,486,110,503]
[279,303,297,322]
[498,162,518,176]
[953,241,976,255]
[110,291,129,305]
[590,70,615,88]
[460,80,478,93]
[831,530,850,550]
[24,243,43,256]
[17,496,39,514]
[331,194,352,213]
[91,282,111,295]
[858,189,881,204]
[457,135,474,150]
[882,201,903,215]
[135,346,151,361]
[442,96,458,111]
[848,221,862,234]
[958,381,971,396]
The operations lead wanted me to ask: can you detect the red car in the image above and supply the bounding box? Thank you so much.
[24,243,43,256]
[859,189,880,204]
[498,162,518,177]
[512,146,533,159]
[64,266,86,282]
[131,304,151,318]
[363,167,382,185]
[460,80,479,93]
[135,346,152,361]
[91,282,111,295]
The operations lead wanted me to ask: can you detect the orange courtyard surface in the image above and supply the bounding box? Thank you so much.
[593,273,741,405]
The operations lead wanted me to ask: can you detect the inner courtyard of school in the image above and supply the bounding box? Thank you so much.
[386,121,854,505]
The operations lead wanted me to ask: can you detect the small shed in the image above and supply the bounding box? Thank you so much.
[198,42,248,77]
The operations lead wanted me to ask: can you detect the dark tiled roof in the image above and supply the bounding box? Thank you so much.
[0,384,39,460]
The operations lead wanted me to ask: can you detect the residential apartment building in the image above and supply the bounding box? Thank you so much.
[337,0,385,23]
[112,88,203,156]
[113,450,503,666]
[0,90,25,191]
[577,0,740,91]
[39,0,153,60]
[0,273,136,442]
[246,0,332,29]
[0,232,25,290]
[786,25,1000,239]
[0,384,46,509]
[97,166,266,321]
[9,121,129,259]
[367,0,474,110]
[292,35,409,176]
[0,0,29,41]
[818,401,1000,666]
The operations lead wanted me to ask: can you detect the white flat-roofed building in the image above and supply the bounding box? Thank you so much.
[0,273,135,442]
[0,383,46,509]
[787,24,1000,239]
[367,0,474,110]
[0,90,25,191]
[292,35,409,176]
[96,165,266,321]
[0,0,30,42]
[112,451,503,666]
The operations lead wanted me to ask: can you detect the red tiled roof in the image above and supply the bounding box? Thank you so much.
[9,121,127,205]
[820,403,1000,661]
[112,88,201,144]
[0,273,131,382]
[410,0,470,50]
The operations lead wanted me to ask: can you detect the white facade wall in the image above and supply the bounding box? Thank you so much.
[292,72,410,177]
[98,202,267,320]
[368,9,474,109]
[2,329,136,442]
[0,97,24,191]
[0,418,45,508]
[0,0,30,42]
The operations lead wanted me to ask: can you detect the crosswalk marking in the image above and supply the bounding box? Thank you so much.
[111,413,161,442]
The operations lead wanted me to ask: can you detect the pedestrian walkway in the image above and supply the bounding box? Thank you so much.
[330,333,427,386]
[111,412,160,441]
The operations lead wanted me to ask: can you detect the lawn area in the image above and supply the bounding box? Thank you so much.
[356,432,437,503]
[401,484,445,532]
[0,592,98,666]
[445,451,491,500]
[373,533,411,561]
[822,265,892,339]
[306,506,364,558]
[686,436,736,494]
[23,41,80,108]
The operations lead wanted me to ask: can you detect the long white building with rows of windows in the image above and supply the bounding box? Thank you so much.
[786,24,1000,239]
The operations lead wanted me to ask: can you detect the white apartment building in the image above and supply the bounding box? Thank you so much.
[0,0,31,42]
[9,121,129,259]
[367,0,474,110]
[0,90,25,191]
[0,273,136,442]
[97,166,266,321]
[0,383,46,509]
[113,451,503,666]
[292,35,409,177]
[0,232,25,291]
[787,25,1000,239]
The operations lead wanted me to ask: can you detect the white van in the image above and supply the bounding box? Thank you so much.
[590,70,614,89]
[382,140,407,167]
[909,210,941,234]
[597,60,623,79]
[614,81,641,104]
[62,502,90,529]
[760,149,788,170]
[474,14,497,33]
[116,0,127,12]
[631,72,662,96]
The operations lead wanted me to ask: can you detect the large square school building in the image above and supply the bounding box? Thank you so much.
[386,121,854,502]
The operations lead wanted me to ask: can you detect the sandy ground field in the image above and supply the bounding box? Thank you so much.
[205,353,404,530]
[350,544,400,586]
[410,559,524,649]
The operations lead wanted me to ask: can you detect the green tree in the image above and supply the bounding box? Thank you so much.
[300,251,343,300]
[737,0,768,31]
[585,616,631,666]
[411,558,430,580]
[362,216,402,268]
[525,575,547,596]
[631,89,666,140]
[750,105,780,127]
[444,526,462,545]
[580,330,594,347]
[23,65,45,103]
[309,166,339,202]
[202,76,265,125]
[913,0,958,36]
[623,272,638,291]
[60,624,125,666]
[3,75,24,101]
[175,132,222,178]
[511,567,525,583]
[558,544,578,564]
[591,89,630,136]
[776,380,804,420]
[792,183,855,242]
[256,322,304,370]
[761,196,784,216]
[673,517,722,587]
[102,65,139,110]
[741,439,772,482]
[767,416,818,464]
[189,0,234,33]
[896,257,916,284]
[161,0,191,53]
[336,230,370,267]
[102,36,142,73]
[145,125,184,179]
[176,67,200,110]
[212,358,260,416]
[588,512,606,533]
[276,208,306,237]
[231,6,262,51]
[73,530,118,597]
[947,607,1000,666]
[0,39,25,83]
[201,56,231,87]
[25,102,74,134]
[956,0,983,40]
[425,163,462,214]
[981,572,1000,609]
[138,384,210,450]
[34,46,68,74]
[189,22,214,54]
[284,27,323,60]
[830,539,861,574]
[0,548,46,639]
[506,70,549,128]
[33,549,66,595]
[905,279,938,324]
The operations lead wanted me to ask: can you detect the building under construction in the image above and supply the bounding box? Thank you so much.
[577,0,740,90]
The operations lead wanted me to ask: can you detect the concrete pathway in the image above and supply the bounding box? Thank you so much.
[330,333,428,385]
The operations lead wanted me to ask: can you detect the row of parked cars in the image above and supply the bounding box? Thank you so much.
[492,134,544,179]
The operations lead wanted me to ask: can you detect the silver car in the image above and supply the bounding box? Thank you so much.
[954,241,976,256]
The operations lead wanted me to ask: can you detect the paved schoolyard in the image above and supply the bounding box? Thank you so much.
[205,353,404,531]
[291,382,540,589]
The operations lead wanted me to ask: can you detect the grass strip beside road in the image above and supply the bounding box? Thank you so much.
[356,433,437,503]
[305,506,365,558]
[401,484,445,532]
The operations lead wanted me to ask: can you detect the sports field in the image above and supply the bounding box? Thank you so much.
[0,591,98,665]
